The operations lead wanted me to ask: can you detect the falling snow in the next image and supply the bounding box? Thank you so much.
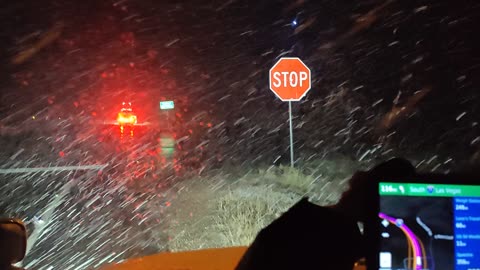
[1,0,480,269]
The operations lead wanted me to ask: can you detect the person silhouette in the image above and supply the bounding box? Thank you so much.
[235,158,416,270]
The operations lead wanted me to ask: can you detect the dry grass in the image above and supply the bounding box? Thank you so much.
[212,187,298,247]
[165,160,356,251]
[271,165,317,195]
[166,178,300,251]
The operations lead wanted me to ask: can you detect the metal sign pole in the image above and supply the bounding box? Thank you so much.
[288,101,294,167]
[168,110,172,131]
[269,58,311,168]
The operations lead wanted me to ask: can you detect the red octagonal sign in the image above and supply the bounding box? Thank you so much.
[269,57,311,101]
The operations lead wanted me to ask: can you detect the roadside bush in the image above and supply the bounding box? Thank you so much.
[166,157,358,251]
[167,179,299,251]
[212,186,298,247]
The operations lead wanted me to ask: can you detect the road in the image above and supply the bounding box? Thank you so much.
[379,213,425,270]
[0,117,213,270]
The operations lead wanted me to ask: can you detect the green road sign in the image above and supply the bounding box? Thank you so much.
[160,101,175,110]
[379,182,480,197]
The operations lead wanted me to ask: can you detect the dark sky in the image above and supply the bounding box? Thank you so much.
[1,0,480,164]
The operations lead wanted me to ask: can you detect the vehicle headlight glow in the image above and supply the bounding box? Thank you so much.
[117,113,137,125]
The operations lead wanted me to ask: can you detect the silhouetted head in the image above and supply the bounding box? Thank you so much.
[335,158,416,222]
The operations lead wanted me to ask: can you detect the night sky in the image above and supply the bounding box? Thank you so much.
[1,2,480,268]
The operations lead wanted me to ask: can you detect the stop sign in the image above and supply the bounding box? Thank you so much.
[269,57,311,101]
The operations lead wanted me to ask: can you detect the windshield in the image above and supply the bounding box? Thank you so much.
[1,1,478,269]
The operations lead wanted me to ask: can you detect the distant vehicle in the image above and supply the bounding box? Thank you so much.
[117,102,137,126]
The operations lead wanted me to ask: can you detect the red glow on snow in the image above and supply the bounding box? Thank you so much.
[160,68,169,74]
[147,49,158,59]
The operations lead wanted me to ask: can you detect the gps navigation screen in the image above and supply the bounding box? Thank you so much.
[379,182,480,270]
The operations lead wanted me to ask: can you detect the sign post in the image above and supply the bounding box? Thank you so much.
[288,101,294,167]
[269,57,311,167]
[159,100,176,161]
[160,100,175,131]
